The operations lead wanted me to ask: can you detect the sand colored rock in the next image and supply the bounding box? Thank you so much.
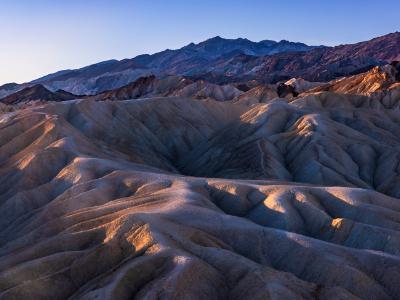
[307,63,400,95]
[1,95,400,299]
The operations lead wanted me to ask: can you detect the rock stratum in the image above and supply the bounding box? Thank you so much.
[1,90,400,299]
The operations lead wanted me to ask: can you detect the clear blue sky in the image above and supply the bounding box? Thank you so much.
[0,0,399,85]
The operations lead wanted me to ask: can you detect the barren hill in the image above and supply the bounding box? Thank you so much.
[1,31,400,300]
[0,84,80,105]
[91,75,242,102]
[1,93,400,299]
[307,62,400,95]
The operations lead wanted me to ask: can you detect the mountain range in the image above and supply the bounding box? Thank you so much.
[1,32,399,97]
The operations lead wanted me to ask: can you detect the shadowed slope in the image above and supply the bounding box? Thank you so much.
[180,94,400,198]
[92,76,242,102]
[0,84,81,105]
[1,97,400,299]
[91,76,193,101]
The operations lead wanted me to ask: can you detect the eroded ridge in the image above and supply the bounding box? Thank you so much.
[1,96,400,299]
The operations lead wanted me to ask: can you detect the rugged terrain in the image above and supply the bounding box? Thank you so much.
[1,32,399,96]
[89,75,242,102]
[1,32,400,299]
[1,86,400,299]
[307,62,400,95]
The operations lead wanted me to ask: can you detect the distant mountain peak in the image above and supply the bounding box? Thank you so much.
[2,32,397,96]
[0,84,79,105]
[181,35,316,59]
[0,82,19,91]
[209,35,223,40]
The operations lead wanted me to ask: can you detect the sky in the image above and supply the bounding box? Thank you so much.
[0,0,399,85]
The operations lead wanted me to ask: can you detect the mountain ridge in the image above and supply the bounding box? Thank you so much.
[0,84,81,105]
[0,36,320,95]
[1,32,399,97]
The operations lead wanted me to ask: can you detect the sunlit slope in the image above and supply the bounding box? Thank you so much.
[1,97,400,299]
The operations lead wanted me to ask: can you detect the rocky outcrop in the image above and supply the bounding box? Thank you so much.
[233,78,322,105]
[308,63,400,95]
[284,78,324,94]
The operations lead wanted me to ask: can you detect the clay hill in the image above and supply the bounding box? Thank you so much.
[1,32,400,299]
[91,75,243,102]
[1,68,400,299]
